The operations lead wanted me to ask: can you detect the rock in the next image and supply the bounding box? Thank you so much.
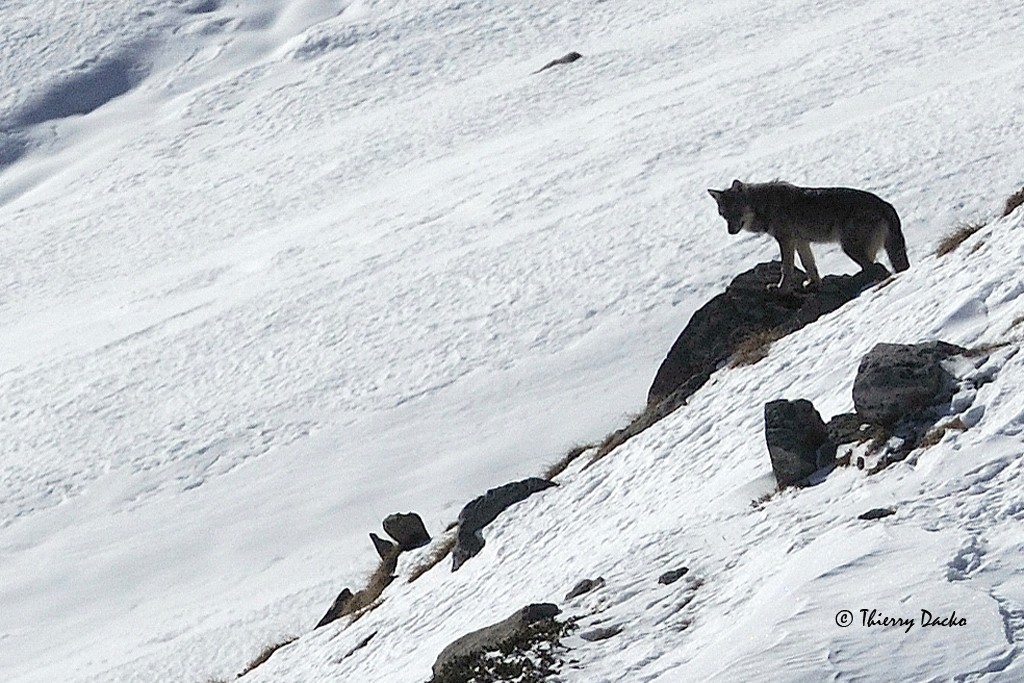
[825,412,864,445]
[658,566,690,585]
[382,512,431,551]
[565,577,605,600]
[369,532,398,561]
[852,341,966,425]
[452,478,557,571]
[648,261,888,408]
[534,51,582,73]
[826,413,890,453]
[431,603,561,678]
[765,399,835,488]
[339,631,377,662]
[579,625,622,642]
[314,588,353,629]
[859,507,896,520]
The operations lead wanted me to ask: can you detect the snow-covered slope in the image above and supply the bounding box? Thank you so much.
[252,208,1024,682]
[1,0,1022,681]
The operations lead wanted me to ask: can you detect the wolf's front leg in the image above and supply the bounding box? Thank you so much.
[774,237,797,293]
[796,241,822,289]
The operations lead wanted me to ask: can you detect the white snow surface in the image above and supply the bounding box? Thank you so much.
[1,0,1023,681]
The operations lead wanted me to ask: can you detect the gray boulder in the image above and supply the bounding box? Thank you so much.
[765,399,835,488]
[852,341,966,425]
[431,603,561,678]
[648,261,888,408]
[382,512,431,551]
[452,478,557,571]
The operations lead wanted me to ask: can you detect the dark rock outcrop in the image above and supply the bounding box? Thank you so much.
[829,342,968,473]
[648,261,889,408]
[859,507,897,520]
[534,51,582,73]
[431,603,561,678]
[369,532,398,561]
[453,478,557,571]
[382,512,431,551]
[765,399,835,487]
[852,341,966,425]
[826,412,870,445]
[658,566,690,585]
[579,625,622,642]
[314,588,354,629]
[565,577,605,600]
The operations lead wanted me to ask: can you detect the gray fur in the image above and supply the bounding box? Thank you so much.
[707,180,910,293]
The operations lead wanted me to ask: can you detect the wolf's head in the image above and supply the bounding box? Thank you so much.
[708,179,755,235]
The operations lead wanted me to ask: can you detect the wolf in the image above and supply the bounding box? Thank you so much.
[707,179,910,293]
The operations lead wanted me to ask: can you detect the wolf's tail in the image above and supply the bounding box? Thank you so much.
[884,203,910,272]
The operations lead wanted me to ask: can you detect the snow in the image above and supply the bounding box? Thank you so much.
[1,0,1023,681]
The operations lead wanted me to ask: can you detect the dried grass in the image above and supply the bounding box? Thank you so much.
[935,222,985,257]
[341,556,398,621]
[729,328,787,367]
[918,416,969,449]
[237,637,297,677]
[408,533,456,583]
[542,443,595,480]
[1003,185,1024,217]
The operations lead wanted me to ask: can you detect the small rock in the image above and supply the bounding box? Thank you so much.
[579,625,622,642]
[369,532,398,560]
[858,507,896,521]
[658,566,689,585]
[534,51,582,73]
[565,577,605,600]
[314,588,353,629]
[765,399,834,488]
[382,512,431,551]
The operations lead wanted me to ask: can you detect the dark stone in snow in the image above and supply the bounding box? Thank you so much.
[534,51,583,73]
[452,478,557,571]
[314,588,353,629]
[858,507,897,521]
[431,603,561,677]
[765,399,835,488]
[648,261,888,409]
[565,577,605,600]
[658,566,690,585]
[382,512,431,551]
[825,412,865,445]
[369,532,398,560]
[852,341,966,425]
[579,625,622,642]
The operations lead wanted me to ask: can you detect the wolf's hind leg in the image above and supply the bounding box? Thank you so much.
[796,241,821,287]
[840,229,879,271]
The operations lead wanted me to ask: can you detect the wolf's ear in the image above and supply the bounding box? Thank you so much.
[707,188,723,201]
[730,179,744,190]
